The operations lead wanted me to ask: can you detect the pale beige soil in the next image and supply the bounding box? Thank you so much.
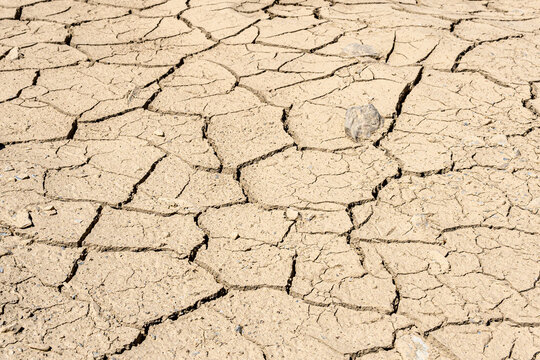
[0,0,539,359]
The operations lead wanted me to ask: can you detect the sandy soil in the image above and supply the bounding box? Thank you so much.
[0,0,539,359]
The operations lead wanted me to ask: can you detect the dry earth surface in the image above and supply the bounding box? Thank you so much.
[0,0,539,359]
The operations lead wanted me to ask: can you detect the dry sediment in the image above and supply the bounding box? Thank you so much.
[0,0,539,359]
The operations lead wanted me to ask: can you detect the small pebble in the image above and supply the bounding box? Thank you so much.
[235,325,243,334]
[126,87,140,104]
[6,47,19,61]
[0,267,3,273]
[43,204,57,216]
[153,129,165,137]
[4,165,14,172]
[285,208,299,220]
[344,104,384,141]
[341,43,377,57]
[28,344,51,352]
[14,211,33,229]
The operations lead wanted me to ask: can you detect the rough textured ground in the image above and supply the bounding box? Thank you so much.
[0,0,539,359]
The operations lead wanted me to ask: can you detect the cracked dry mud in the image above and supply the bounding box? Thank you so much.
[0,1,539,360]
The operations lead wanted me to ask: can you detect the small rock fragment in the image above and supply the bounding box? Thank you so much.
[4,165,14,172]
[14,211,33,229]
[397,334,429,360]
[285,208,299,220]
[153,129,165,137]
[28,344,51,352]
[126,87,141,104]
[6,47,20,61]
[45,206,58,216]
[235,325,243,335]
[342,43,377,57]
[344,104,384,141]
[14,174,30,181]
[410,335,429,360]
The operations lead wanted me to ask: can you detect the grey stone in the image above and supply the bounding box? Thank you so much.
[342,43,377,57]
[344,104,384,141]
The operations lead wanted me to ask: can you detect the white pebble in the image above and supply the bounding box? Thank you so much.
[285,208,299,220]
